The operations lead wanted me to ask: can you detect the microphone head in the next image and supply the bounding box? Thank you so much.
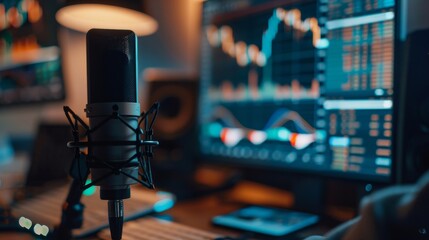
[86,29,138,103]
[85,29,140,200]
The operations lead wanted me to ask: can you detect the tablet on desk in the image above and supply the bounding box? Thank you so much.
[212,206,319,237]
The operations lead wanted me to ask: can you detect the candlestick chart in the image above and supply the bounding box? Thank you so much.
[200,0,321,155]
[206,1,320,103]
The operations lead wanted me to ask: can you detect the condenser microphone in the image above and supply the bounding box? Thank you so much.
[86,28,140,240]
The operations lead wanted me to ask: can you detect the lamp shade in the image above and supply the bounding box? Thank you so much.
[55,0,158,36]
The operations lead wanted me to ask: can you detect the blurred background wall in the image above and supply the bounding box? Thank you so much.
[0,0,202,137]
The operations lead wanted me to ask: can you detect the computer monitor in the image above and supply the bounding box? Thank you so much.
[0,0,65,107]
[198,0,399,183]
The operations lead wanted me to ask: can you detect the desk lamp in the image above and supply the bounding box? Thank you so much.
[55,0,158,36]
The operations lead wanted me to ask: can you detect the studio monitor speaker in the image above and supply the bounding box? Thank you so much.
[142,69,198,187]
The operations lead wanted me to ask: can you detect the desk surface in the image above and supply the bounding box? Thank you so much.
[165,181,335,240]
[0,180,345,239]
[0,232,33,240]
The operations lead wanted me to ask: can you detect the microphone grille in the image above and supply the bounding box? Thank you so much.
[87,29,137,103]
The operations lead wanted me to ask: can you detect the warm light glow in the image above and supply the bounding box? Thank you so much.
[0,4,7,30]
[0,0,43,31]
[7,7,23,28]
[55,4,158,36]
[27,0,43,23]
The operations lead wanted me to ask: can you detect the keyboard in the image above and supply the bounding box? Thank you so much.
[11,184,175,238]
[98,217,225,240]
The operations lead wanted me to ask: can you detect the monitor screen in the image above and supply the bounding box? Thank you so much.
[198,0,397,182]
[0,0,65,106]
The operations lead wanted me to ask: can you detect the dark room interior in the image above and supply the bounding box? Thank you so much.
[1,0,429,239]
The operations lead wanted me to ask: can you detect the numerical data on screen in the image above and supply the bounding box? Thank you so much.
[199,0,396,181]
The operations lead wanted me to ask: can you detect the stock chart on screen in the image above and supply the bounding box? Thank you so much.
[199,0,397,182]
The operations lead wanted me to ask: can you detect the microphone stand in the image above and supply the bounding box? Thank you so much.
[52,112,89,240]
[51,103,160,240]
[52,178,86,239]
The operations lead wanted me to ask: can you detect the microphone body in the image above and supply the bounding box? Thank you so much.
[86,28,139,240]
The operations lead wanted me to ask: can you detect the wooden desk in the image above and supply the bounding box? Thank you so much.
[0,232,34,240]
[0,180,341,239]
[165,181,333,240]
